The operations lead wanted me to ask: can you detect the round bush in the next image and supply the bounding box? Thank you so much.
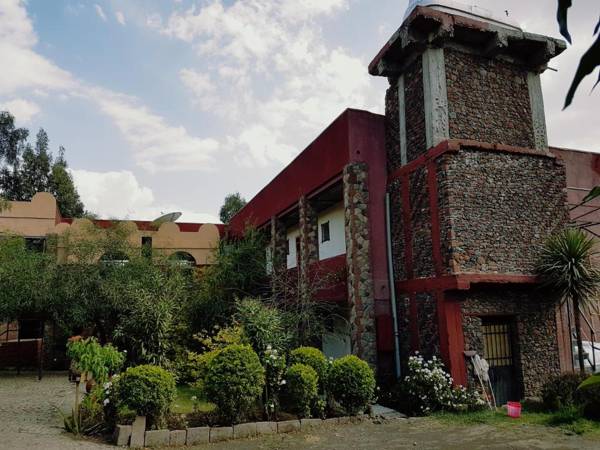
[327,355,376,415]
[204,345,265,423]
[541,373,586,411]
[289,347,328,387]
[282,363,318,418]
[116,365,176,426]
[578,374,600,419]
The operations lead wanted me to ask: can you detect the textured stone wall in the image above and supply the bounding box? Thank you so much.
[445,49,535,148]
[385,80,402,173]
[344,163,377,367]
[417,293,440,360]
[404,57,427,163]
[439,149,568,274]
[388,180,406,281]
[459,286,561,397]
[298,196,319,303]
[270,216,288,272]
[410,167,435,278]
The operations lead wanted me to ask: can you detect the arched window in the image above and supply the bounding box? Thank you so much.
[168,251,197,267]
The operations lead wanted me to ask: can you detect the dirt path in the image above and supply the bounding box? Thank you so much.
[187,417,600,450]
[0,372,112,450]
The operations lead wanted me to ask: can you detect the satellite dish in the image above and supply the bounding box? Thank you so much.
[151,212,182,228]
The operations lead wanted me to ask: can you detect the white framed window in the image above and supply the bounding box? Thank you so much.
[321,221,330,243]
[317,204,346,260]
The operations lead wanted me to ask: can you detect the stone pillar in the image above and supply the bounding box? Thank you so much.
[422,48,449,149]
[298,196,319,301]
[269,216,287,273]
[344,163,377,368]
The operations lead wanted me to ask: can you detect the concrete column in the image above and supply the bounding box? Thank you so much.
[398,75,408,166]
[422,47,449,149]
[343,163,378,368]
[527,72,549,150]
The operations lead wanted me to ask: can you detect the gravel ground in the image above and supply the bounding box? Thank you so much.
[0,373,599,450]
[0,372,112,450]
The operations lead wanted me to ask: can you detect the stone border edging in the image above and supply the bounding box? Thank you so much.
[115,415,372,448]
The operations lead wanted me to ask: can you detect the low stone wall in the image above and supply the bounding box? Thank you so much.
[115,416,370,448]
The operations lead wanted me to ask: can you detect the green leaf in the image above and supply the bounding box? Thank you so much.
[578,373,600,391]
[557,0,573,44]
[583,186,600,204]
[564,32,600,109]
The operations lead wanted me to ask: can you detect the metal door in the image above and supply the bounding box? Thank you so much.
[481,318,518,405]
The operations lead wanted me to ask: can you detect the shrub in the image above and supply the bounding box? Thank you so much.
[400,354,484,416]
[289,347,328,389]
[115,365,176,427]
[235,298,291,355]
[327,355,376,415]
[263,346,286,419]
[204,345,265,424]
[282,363,319,418]
[67,337,125,383]
[541,373,587,411]
[578,374,600,419]
[183,349,221,390]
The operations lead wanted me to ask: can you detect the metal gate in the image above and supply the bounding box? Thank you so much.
[481,318,518,405]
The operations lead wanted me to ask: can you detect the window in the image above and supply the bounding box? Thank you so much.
[295,236,301,267]
[141,236,152,258]
[25,237,46,253]
[321,221,331,243]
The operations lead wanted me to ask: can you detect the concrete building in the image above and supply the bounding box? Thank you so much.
[231,3,600,403]
[0,192,223,369]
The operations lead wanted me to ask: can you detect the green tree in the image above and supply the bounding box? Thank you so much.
[50,147,85,217]
[21,128,53,199]
[219,192,247,224]
[538,228,600,374]
[0,111,29,201]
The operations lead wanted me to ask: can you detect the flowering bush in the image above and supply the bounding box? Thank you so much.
[402,354,485,416]
[282,363,319,418]
[262,345,286,419]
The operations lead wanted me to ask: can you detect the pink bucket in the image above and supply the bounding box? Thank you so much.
[507,402,522,419]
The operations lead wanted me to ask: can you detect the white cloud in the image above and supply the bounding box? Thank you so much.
[70,168,218,222]
[0,98,40,122]
[115,10,126,26]
[94,4,107,21]
[157,0,379,167]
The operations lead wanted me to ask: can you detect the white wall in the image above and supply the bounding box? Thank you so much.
[286,226,300,269]
[322,317,351,360]
[317,203,346,261]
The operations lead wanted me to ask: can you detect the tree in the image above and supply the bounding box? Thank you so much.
[219,192,247,224]
[50,147,85,218]
[0,111,86,217]
[538,228,600,374]
[556,1,600,108]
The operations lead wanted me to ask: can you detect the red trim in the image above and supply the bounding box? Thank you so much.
[427,161,443,276]
[387,139,556,184]
[396,274,538,293]
[444,298,468,386]
[436,289,450,372]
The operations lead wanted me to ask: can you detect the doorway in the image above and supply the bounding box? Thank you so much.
[481,317,519,405]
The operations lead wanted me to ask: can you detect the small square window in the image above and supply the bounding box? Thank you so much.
[321,222,330,243]
[25,237,46,253]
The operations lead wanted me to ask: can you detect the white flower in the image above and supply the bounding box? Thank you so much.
[280,380,287,385]
[123,350,127,354]
[266,345,272,351]
[103,399,110,406]
[191,396,197,401]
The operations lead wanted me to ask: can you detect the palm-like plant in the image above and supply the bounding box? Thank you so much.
[538,228,600,374]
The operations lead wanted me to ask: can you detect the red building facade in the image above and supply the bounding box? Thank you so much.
[231,5,597,402]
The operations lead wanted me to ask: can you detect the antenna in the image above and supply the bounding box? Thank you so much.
[151,212,182,228]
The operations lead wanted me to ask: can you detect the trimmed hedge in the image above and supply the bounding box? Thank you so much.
[327,355,375,415]
[204,345,265,424]
[289,347,328,389]
[283,363,319,418]
[541,373,586,411]
[116,365,176,427]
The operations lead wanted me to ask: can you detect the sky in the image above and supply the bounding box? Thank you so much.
[0,0,598,223]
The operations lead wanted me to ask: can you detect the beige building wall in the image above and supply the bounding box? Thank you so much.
[0,193,221,266]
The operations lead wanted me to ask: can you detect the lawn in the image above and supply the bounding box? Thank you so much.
[434,407,600,437]
[171,385,215,414]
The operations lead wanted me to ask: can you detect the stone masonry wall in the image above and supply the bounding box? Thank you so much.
[385,80,402,173]
[270,216,288,272]
[410,167,435,278]
[404,56,427,163]
[459,286,561,397]
[445,49,535,148]
[344,163,377,368]
[389,180,406,281]
[439,149,568,274]
[299,196,319,303]
[417,293,440,360]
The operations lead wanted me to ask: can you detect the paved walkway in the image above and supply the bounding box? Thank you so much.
[0,372,112,450]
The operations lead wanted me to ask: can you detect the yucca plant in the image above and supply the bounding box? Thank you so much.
[538,228,600,374]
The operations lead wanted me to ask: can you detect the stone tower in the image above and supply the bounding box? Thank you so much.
[370,3,570,398]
